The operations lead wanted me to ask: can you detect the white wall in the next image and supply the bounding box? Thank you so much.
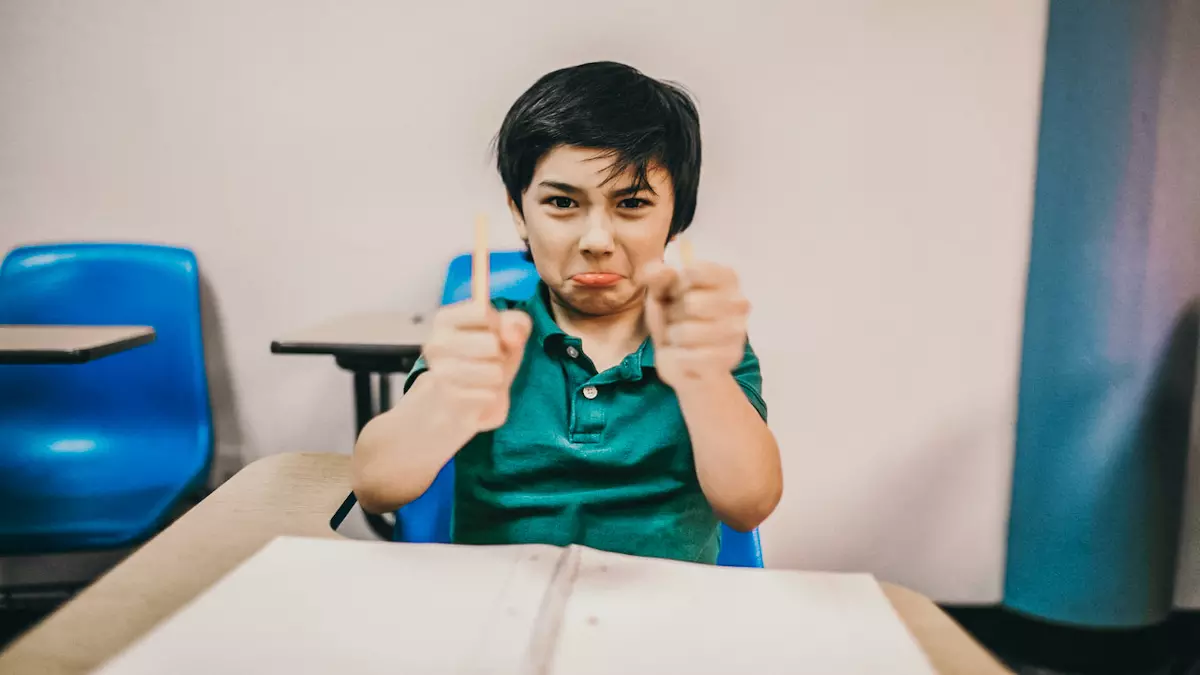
[0,0,1048,603]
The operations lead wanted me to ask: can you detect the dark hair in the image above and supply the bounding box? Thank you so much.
[495,61,702,246]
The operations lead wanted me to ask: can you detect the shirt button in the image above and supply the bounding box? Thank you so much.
[582,385,598,400]
[566,345,580,359]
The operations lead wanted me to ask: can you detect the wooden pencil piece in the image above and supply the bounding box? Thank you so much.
[679,237,695,267]
[473,214,490,307]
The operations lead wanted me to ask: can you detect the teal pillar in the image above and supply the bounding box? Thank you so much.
[1003,0,1198,627]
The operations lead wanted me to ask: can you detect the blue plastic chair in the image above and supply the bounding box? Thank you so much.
[0,243,213,554]
[395,250,764,568]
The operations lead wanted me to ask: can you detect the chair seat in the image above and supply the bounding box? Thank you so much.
[0,422,208,553]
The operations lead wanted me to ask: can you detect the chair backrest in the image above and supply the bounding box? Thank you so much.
[397,250,763,567]
[0,242,212,434]
[440,250,541,305]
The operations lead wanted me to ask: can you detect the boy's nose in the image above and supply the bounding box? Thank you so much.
[578,213,616,256]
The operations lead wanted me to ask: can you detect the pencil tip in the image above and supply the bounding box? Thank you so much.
[679,237,695,266]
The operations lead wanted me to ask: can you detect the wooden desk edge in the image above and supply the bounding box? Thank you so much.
[269,340,423,357]
[0,452,1011,675]
[0,326,156,364]
[270,311,433,353]
[77,328,156,363]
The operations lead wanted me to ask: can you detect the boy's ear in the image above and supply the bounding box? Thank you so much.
[508,196,528,240]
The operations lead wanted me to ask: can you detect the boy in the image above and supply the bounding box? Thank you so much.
[352,62,782,564]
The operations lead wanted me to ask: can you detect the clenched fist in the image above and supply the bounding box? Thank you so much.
[421,301,532,432]
[642,260,750,389]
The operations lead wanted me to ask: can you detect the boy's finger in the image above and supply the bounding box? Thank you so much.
[425,330,503,361]
[662,289,745,323]
[438,299,499,331]
[436,361,507,389]
[644,293,668,345]
[680,261,737,290]
[498,310,532,359]
[666,320,744,348]
[641,261,682,301]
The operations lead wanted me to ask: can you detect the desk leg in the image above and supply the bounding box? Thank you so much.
[353,371,374,434]
[378,374,391,413]
[349,369,400,542]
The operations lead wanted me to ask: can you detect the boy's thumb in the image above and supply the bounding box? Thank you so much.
[641,261,678,302]
[498,311,532,357]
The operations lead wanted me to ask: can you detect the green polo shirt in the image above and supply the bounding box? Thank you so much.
[403,284,767,564]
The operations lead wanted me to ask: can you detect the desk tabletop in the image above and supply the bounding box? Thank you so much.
[0,453,1011,675]
[271,312,430,357]
[0,325,155,365]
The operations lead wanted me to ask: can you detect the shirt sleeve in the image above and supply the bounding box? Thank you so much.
[402,354,429,395]
[733,339,768,422]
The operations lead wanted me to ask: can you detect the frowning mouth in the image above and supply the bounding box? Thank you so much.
[570,273,624,288]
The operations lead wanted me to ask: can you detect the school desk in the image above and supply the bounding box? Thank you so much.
[0,325,155,365]
[0,452,1011,675]
[271,312,429,433]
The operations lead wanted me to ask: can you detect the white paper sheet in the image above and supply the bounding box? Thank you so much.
[551,547,934,674]
[95,537,564,674]
[96,537,935,675]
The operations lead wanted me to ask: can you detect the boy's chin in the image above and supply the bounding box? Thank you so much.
[557,286,642,317]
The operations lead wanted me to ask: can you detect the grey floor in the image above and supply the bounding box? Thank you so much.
[948,606,1200,675]
[0,549,128,650]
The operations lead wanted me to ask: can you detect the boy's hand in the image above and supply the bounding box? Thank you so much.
[421,301,532,432]
[642,259,750,390]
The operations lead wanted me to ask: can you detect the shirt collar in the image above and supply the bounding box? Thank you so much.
[524,282,567,347]
[523,282,656,370]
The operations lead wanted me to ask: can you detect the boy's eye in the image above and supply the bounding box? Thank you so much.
[545,196,577,209]
[618,198,649,209]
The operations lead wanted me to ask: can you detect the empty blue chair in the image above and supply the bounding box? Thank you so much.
[0,243,213,554]
[395,250,764,568]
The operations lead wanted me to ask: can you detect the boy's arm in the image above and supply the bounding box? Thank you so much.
[643,260,783,532]
[677,374,782,532]
[351,302,531,514]
[351,375,477,514]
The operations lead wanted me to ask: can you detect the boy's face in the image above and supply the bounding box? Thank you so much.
[510,145,675,317]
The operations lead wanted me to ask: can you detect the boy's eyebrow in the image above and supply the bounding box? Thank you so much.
[609,184,658,198]
[537,180,659,198]
[538,180,583,194]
